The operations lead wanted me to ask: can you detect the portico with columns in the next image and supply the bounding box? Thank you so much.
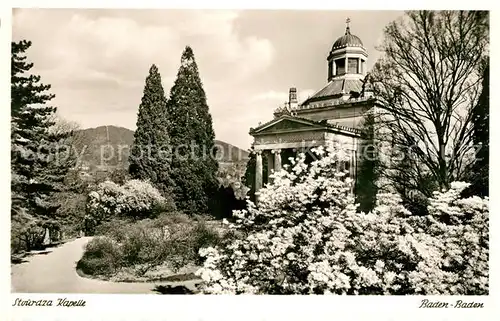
[249,114,363,194]
[249,19,380,199]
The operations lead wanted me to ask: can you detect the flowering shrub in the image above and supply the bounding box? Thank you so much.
[86,179,174,227]
[196,146,488,295]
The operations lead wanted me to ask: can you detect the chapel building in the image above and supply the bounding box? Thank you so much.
[249,20,381,196]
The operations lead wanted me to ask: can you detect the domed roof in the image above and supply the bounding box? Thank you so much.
[332,26,364,50]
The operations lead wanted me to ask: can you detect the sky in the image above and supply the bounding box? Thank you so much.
[12,9,404,150]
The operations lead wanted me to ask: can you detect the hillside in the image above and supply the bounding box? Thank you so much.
[73,126,249,170]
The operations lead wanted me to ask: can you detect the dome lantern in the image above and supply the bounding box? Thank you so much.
[327,18,368,82]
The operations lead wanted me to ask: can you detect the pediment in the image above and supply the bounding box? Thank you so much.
[251,116,327,135]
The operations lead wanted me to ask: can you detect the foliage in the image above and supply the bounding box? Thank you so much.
[94,218,132,241]
[54,192,87,234]
[108,168,130,185]
[11,40,72,217]
[11,40,76,252]
[11,207,62,253]
[76,237,123,276]
[196,146,488,295]
[212,162,248,219]
[217,162,249,199]
[211,185,247,220]
[71,126,248,182]
[165,46,219,214]
[11,40,55,118]
[467,59,489,197]
[11,213,46,253]
[355,109,379,212]
[370,11,489,195]
[191,222,223,265]
[129,64,173,196]
[85,179,174,230]
[79,213,223,277]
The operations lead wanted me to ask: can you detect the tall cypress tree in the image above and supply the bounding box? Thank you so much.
[129,64,173,196]
[11,40,72,248]
[166,46,219,214]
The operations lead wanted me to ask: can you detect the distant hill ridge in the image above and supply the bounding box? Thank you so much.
[74,125,249,169]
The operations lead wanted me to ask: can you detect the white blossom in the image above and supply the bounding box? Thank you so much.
[196,146,488,295]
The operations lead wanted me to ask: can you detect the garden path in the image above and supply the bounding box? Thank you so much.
[11,237,200,294]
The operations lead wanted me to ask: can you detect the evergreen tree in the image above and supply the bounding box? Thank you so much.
[11,40,72,249]
[468,59,489,197]
[165,46,219,214]
[355,110,379,212]
[11,41,55,118]
[129,64,173,196]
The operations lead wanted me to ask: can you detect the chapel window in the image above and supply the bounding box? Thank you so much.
[348,58,359,74]
[336,59,346,75]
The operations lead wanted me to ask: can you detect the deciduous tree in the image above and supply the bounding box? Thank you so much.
[370,11,489,202]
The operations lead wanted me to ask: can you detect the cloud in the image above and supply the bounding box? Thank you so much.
[12,9,276,149]
[252,90,287,102]
[13,9,274,84]
[211,87,316,148]
[12,9,402,150]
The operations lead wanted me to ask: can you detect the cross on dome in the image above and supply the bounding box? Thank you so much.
[327,18,367,82]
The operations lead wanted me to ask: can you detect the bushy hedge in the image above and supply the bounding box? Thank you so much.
[196,146,489,295]
[77,237,123,276]
[78,213,223,277]
[84,179,176,234]
[11,208,62,253]
[11,219,46,253]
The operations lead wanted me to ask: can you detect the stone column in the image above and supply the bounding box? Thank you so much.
[255,150,263,199]
[352,150,356,178]
[273,149,282,172]
[350,150,356,194]
[267,150,275,184]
